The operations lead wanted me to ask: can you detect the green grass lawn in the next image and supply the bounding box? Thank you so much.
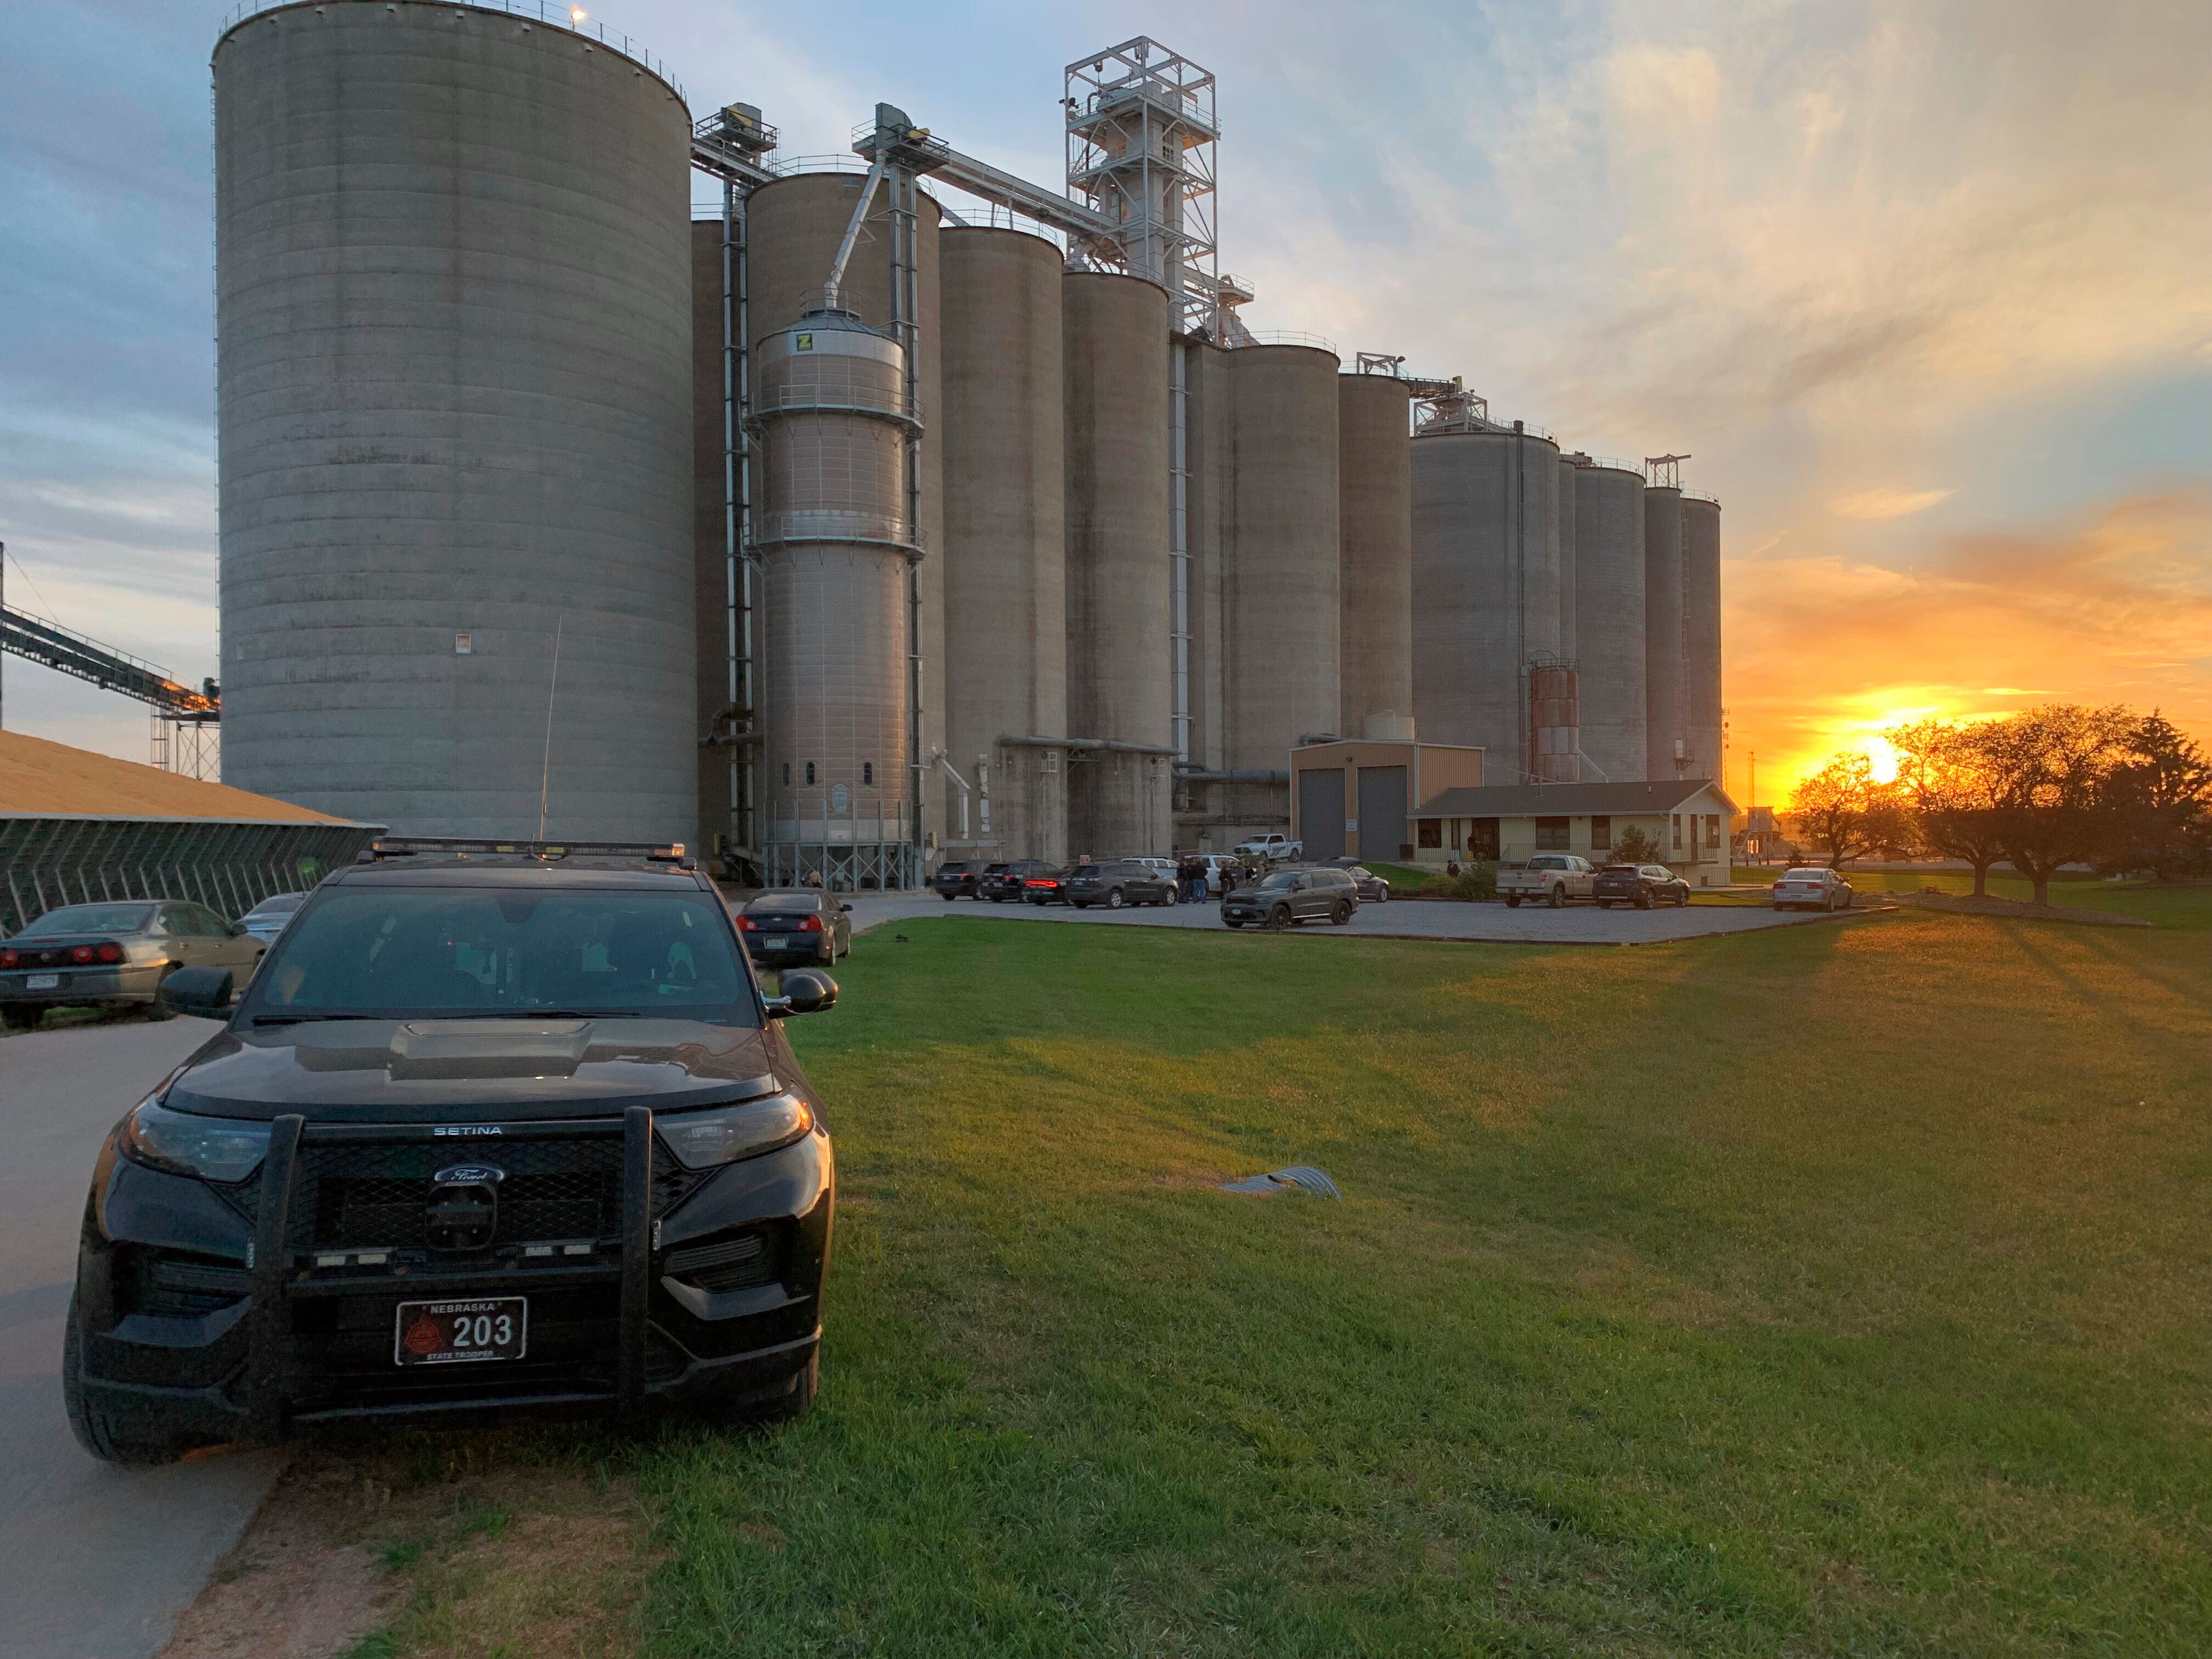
[622,900,2212,1656]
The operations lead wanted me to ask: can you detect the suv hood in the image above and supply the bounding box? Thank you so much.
[162,1018,781,1122]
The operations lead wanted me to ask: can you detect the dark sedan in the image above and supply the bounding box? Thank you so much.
[1,899,264,1030]
[1592,864,1691,909]
[738,890,853,966]
[1064,860,1175,909]
[980,859,1054,901]
[933,860,990,900]
[1023,868,1075,905]
[1323,860,1392,902]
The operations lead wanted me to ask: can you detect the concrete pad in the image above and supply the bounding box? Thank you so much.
[0,1017,284,1659]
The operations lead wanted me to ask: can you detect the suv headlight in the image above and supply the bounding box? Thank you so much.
[119,1098,270,1183]
[659,1092,814,1170]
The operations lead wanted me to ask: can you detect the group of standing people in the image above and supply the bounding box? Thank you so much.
[1176,854,1243,904]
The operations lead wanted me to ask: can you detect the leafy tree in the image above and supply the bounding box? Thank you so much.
[1786,752,1913,868]
[1888,718,2010,896]
[2098,711,2212,881]
[1980,704,2136,906]
[1610,825,1660,865]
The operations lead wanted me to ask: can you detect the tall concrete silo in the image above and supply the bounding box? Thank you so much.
[1228,345,1341,777]
[940,227,1068,866]
[1681,495,1723,787]
[1643,485,1686,780]
[1555,456,1579,663]
[1410,422,1560,776]
[745,171,944,869]
[215,1,695,839]
[1175,336,1239,841]
[1572,464,1648,781]
[1064,273,1172,857]
[1338,374,1413,736]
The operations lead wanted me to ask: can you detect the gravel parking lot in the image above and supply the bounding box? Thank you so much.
[838,891,1870,945]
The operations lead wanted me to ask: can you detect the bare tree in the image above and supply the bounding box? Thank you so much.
[1889,719,2010,896]
[1786,752,1913,869]
[1982,704,2136,906]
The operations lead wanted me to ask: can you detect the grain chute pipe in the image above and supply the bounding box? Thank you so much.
[823,154,891,313]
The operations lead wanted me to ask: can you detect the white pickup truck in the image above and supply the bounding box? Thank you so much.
[1232,833,1302,862]
[1498,854,1598,908]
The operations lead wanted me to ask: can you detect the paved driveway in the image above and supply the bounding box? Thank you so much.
[839,890,1861,945]
[0,1018,283,1659]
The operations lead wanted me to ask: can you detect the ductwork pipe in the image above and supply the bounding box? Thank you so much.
[1174,766,1289,784]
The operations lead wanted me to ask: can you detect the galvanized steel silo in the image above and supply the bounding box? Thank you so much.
[1572,464,1648,781]
[1643,486,1685,780]
[1410,424,1560,774]
[1228,345,1341,771]
[745,171,944,864]
[1337,374,1412,736]
[1064,272,1172,857]
[940,228,1068,866]
[215,1,695,839]
[1681,494,1723,786]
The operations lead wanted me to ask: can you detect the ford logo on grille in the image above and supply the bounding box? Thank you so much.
[433,1164,506,1186]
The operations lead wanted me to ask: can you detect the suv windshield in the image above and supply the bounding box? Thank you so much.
[1258,872,1299,890]
[244,888,759,1024]
[17,902,156,937]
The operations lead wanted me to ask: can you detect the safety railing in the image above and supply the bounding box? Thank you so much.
[1241,329,1339,356]
[217,0,684,102]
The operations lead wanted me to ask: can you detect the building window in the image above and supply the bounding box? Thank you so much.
[1418,817,1442,849]
[1535,816,1570,850]
[1468,819,1500,860]
[805,761,816,786]
[781,763,791,786]
[863,761,873,785]
[1590,815,1611,851]
[1705,813,1722,850]
[1672,814,1683,851]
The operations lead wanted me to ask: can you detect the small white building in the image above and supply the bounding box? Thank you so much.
[1408,779,1738,886]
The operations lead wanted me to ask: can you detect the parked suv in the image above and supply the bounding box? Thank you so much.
[62,837,838,1465]
[1064,860,1175,909]
[1220,867,1358,930]
[1592,864,1690,909]
[933,861,990,900]
[980,860,1054,902]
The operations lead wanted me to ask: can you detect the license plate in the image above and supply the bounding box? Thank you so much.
[394,1297,528,1366]
[26,974,59,990]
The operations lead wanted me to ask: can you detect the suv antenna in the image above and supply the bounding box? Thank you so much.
[538,616,565,840]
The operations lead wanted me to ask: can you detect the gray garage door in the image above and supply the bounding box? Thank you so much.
[1357,765,1407,863]
[1297,768,1345,860]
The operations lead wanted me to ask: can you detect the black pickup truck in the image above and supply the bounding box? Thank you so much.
[64,837,839,1464]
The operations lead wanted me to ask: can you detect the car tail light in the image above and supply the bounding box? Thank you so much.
[737,916,757,931]
[94,941,123,964]
[71,945,95,964]
[0,949,15,968]
[798,915,823,933]
[1025,879,1051,887]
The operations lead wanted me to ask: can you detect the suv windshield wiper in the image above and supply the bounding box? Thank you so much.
[250,1013,386,1026]
[422,1009,646,1020]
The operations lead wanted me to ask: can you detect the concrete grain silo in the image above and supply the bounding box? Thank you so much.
[744,172,944,868]
[1337,374,1413,737]
[1410,421,1560,776]
[1643,484,1686,780]
[940,228,1068,866]
[215,1,695,839]
[1681,494,1723,786]
[1175,336,1240,839]
[1572,464,1648,781]
[1555,456,1579,663]
[1227,345,1341,788]
[1064,273,1172,857]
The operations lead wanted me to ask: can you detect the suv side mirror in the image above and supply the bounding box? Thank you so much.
[767,968,838,1018]
[162,964,234,1019]
[838,902,853,912]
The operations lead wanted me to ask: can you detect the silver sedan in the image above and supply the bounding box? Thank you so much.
[1770,868,1855,911]
[0,899,266,1030]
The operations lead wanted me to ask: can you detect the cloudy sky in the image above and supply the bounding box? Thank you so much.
[4,0,2207,800]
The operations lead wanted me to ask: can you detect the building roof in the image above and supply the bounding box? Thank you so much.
[0,729,360,824]
[1412,778,1734,818]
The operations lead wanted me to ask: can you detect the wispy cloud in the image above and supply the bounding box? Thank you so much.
[1832,488,1954,521]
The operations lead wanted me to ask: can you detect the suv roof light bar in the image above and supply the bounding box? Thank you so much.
[359,837,692,866]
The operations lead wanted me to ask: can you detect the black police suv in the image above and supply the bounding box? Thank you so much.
[64,838,838,1464]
